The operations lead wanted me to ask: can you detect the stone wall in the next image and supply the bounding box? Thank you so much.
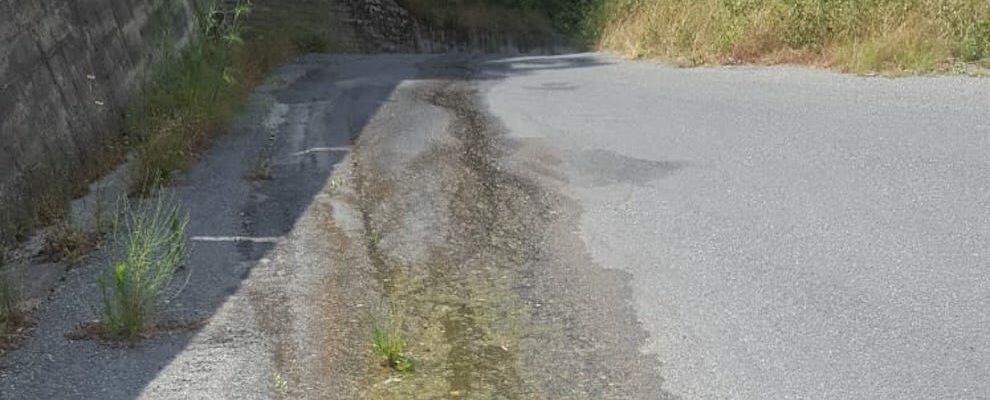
[345,0,420,51]
[0,0,195,242]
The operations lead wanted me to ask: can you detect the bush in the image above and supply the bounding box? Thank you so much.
[961,19,990,61]
[97,193,188,340]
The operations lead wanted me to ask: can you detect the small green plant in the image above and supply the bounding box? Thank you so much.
[272,372,289,398]
[372,323,414,372]
[328,175,345,190]
[368,231,383,248]
[96,193,188,341]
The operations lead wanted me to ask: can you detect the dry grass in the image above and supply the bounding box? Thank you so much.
[0,266,26,351]
[591,0,990,73]
[44,222,98,265]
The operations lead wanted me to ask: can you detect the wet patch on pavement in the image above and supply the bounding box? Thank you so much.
[348,59,674,399]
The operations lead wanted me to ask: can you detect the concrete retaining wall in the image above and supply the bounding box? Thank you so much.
[0,0,195,242]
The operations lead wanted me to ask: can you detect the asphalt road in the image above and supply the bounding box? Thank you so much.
[3,50,987,399]
[482,54,990,399]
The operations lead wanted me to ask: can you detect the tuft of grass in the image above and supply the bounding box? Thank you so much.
[45,222,97,265]
[0,271,21,339]
[961,18,990,61]
[588,0,990,74]
[372,323,415,372]
[0,161,77,248]
[272,372,290,398]
[328,175,345,190]
[96,193,188,341]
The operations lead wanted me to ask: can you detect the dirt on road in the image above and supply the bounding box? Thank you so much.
[341,57,670,398]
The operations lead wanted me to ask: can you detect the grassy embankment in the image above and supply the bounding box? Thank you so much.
[585,0,990,74]
[397,0,990,74]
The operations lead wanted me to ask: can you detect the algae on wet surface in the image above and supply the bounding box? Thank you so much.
[349,66,669,398]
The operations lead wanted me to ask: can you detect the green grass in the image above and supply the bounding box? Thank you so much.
[96,193,188,341]
[128,0,308,192]
[586,0,990,73]
[130,0,256,189]
[372,323,415,372]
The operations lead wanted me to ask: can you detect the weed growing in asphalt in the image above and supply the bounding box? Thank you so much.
[272,372,289,398]
[368,231,383,249]
[372,322,414,372]
[96,193,188,341]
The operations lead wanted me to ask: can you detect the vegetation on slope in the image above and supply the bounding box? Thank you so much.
[402,0,990,73]
[0,0,331,248]
[130,0,297,189]
[588,0,990,73]
[398,0,559,43]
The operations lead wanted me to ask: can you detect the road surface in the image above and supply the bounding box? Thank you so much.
[482,54,990,399]
[1,52,987,399]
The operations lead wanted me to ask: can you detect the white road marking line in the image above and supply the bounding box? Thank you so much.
[190,236,281,243]
[290,147,351,157]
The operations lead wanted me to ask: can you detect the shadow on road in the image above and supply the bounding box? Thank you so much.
[0,50,609,399]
